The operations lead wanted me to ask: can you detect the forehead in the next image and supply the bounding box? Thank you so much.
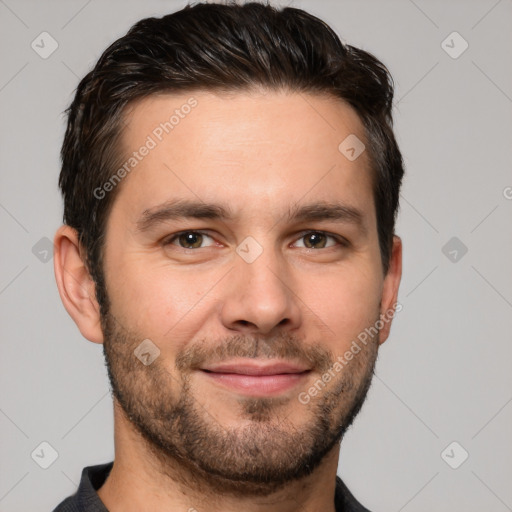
[113,90,374,223]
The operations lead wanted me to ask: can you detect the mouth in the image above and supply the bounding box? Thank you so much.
[199,360,312,397]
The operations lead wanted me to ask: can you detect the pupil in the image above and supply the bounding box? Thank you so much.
[181,232,202,248]
[306,232,325,248]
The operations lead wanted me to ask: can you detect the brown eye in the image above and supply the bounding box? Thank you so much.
[165,231,214,249]
[292,231,344,250]
[178,232,203,248]
[295,231,347,249]
[302,232,328,249]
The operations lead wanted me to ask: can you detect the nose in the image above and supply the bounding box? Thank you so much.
[219,247,302,335]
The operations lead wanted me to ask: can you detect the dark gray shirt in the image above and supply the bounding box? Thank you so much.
[52,462,372,511]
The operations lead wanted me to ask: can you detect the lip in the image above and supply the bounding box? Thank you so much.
[201,360,310,375]
[199,360,311,397]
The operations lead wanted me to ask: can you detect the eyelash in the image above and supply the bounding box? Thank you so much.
[162,230,348,250]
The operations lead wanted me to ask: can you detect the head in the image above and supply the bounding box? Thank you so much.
[54,1,403,496]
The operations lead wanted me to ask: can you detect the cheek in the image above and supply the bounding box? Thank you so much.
[106,259,221,341]
[301,264,382,345]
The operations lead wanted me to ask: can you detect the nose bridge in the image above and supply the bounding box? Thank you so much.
[220,239,301,333]
[241,243,284,293]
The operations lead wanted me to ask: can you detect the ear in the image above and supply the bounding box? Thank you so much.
[378,235,402,345]
[53,225,104,344]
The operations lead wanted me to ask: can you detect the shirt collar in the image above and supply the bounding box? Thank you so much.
[55,462,371,512]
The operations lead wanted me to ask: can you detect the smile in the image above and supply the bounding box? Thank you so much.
[199,360,312,396]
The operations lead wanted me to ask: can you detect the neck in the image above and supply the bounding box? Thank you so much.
[97,401,340,512]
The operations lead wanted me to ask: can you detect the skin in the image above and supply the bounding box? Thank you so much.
[54,90,402,512]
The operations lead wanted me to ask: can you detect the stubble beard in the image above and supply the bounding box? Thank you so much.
[101,310,379,497]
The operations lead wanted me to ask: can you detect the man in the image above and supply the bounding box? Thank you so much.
[52,1,404,510]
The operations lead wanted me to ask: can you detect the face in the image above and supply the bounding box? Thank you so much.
[98,90,398,495]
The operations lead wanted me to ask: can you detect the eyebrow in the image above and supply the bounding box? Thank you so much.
[136,199,234,232]
[135,198,366,233]
[284,201,365,231]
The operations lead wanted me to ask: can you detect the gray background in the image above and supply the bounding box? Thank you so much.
[1,0,511,510]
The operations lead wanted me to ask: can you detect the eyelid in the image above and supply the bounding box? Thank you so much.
[291,230,348,248]
[163,230,216,248]
[162,229,349,250]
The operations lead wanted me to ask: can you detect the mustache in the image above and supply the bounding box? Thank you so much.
[174,332,334,373]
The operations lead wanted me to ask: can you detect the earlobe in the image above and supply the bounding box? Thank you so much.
[53,225,104,344]
[378,235,402,345]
